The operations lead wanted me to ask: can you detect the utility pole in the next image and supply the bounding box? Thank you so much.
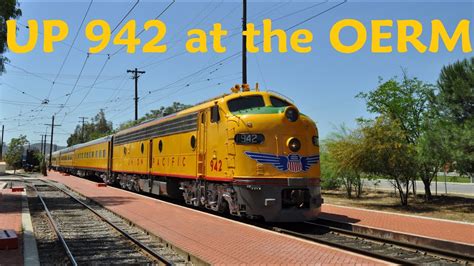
[33,132,50,156]
[0,125,4,161]
[41,134,50,156]
[79,116,87,143]
[127,68,146,121]
[242,0,247,85]
[45,115,61,167]
[40,135,44,155]
[42,135,47,156]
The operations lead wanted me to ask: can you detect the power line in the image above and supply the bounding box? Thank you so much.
[60,56,111,124]
[46,0,94,101]
[111,0,140,34]
[286,0,346,31]
[137,0,347,110]
[55,53,91,116]
[110,0,175,57]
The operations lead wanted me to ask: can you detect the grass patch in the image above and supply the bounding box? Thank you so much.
[323,189,474,223]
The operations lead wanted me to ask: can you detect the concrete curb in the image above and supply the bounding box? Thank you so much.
[22,191,40,266]
[319,218,474,258]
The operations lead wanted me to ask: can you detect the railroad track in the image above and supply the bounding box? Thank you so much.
[29,181,184,265]
[272,220,473,265]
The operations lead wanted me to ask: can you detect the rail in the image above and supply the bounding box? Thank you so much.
[272,220,473,265]
[33,183,173,265]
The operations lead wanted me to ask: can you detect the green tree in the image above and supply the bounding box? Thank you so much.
[359,117,417,206]
[436,57,474,178]
[4,135,27,173]
[357,72,442,199]
[67,109,113,146]
[319,147,341,190]
[324,125,364,198]
[0,0,22,74]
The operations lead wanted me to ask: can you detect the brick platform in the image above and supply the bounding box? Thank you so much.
[320,204,474,245]
[0,189,23,265]
[45,172,382,265]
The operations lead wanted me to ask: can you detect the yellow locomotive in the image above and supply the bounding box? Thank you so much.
[50,86,322,222]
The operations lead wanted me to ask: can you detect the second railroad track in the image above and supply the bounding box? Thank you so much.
[29,182,180,265]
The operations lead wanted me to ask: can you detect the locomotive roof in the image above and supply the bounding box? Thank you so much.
[115,90,290,136]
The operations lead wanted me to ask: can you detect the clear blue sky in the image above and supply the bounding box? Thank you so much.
[1,0,472,147]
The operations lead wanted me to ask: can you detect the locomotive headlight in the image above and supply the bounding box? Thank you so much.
[312,136,319,146]
[285,106,299,122]
[287,137,301,152]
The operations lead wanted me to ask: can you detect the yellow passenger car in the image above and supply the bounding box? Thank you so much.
[73,136,111,178]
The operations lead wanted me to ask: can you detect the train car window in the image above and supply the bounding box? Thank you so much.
[190,135,196,150]
[201,113,205,124]
[141,143,144,154]
[227,96,265,113]
[103,149,106,157]
[270,96,291,107]
[158,140,163,153]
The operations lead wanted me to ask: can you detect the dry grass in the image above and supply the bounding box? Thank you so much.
[323,189,474,223]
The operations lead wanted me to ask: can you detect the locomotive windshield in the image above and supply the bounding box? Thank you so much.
[270,96,291,107]
[228,96,265,112]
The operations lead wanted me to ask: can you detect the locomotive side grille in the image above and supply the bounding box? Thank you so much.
[114,113,198,145]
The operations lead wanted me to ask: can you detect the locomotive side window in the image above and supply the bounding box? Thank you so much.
[141,143,144,154]
[210,105,220,123]
[158,140,163,153]
[190,135,196,150]
[270,96,291,107]
[227,96,265,113]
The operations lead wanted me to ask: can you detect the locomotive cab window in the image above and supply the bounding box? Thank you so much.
[270,96,291,107]
[211,104,220,123]
[227,96,265,113]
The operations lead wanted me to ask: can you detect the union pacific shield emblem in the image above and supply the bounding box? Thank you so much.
[287,154,303,172]
[245,152,319,173]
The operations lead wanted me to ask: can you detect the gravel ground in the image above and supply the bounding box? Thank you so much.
[26,179,191,265]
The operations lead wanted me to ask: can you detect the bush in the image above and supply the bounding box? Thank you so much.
[321,177,341,190]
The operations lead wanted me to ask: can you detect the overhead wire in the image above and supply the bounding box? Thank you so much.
[137,0,347,113]
[46,0,94,101]
[110,0,176,57]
